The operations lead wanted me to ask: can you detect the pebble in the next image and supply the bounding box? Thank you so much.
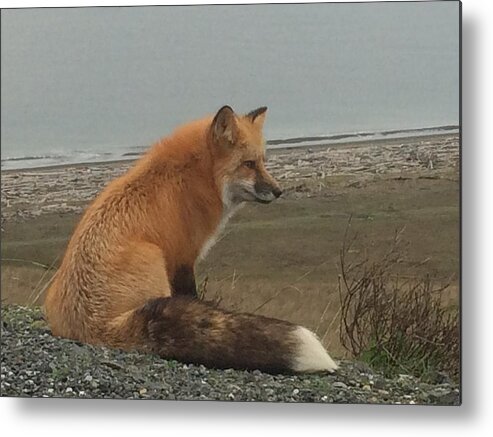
[1,297,460,405]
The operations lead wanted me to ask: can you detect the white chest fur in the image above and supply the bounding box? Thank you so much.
[198,202,243,261]
[198,183,244,261]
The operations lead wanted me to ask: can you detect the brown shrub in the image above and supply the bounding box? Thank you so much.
[338,220,459,382]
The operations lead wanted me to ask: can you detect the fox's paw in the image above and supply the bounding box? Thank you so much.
[290,326,338,373]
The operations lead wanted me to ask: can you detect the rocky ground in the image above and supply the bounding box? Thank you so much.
[1,306,460,404]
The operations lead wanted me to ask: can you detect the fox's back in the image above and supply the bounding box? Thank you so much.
[43,123,221,341]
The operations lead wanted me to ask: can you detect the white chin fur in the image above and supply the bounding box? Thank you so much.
[290,326,338,373]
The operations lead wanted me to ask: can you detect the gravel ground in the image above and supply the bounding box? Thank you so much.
[1,305,460,405]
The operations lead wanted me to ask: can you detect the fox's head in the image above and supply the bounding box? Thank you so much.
[209,106,282,208]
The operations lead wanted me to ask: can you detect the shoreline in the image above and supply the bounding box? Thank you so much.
[1,133,460,225]
[1,132,458,174]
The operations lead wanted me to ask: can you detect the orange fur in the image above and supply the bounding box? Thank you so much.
[44,106,281,348]
[43,106,339,373]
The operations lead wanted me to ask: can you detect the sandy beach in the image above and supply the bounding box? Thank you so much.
[1,133,460,355]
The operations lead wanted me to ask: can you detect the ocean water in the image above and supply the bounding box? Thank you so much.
[0,125,460,171]
[1,3,460,170]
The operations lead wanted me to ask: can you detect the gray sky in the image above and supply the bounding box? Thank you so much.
[1,2,459,156]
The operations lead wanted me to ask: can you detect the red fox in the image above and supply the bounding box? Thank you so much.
[44,106,338,373]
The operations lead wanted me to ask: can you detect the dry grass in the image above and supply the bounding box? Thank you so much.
[337,219,460,381]
[1,172,459,364]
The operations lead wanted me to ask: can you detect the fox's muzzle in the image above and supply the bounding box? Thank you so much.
[254,173,283,204]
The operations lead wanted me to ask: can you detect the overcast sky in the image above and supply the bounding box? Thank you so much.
[1,2,459,156]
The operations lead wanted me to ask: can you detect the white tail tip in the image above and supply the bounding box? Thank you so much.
[290,326,338,373]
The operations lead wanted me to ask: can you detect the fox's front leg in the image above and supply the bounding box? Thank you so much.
[171,265,198,298]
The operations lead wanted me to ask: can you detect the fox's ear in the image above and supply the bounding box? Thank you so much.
[246,106,268,128]
[212,106,239,147]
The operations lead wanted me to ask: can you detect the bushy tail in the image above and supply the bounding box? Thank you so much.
[110,297,338,374]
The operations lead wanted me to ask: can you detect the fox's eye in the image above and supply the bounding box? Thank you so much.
[243,160,256,169]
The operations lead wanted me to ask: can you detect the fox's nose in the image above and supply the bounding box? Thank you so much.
[273,187,283,198]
